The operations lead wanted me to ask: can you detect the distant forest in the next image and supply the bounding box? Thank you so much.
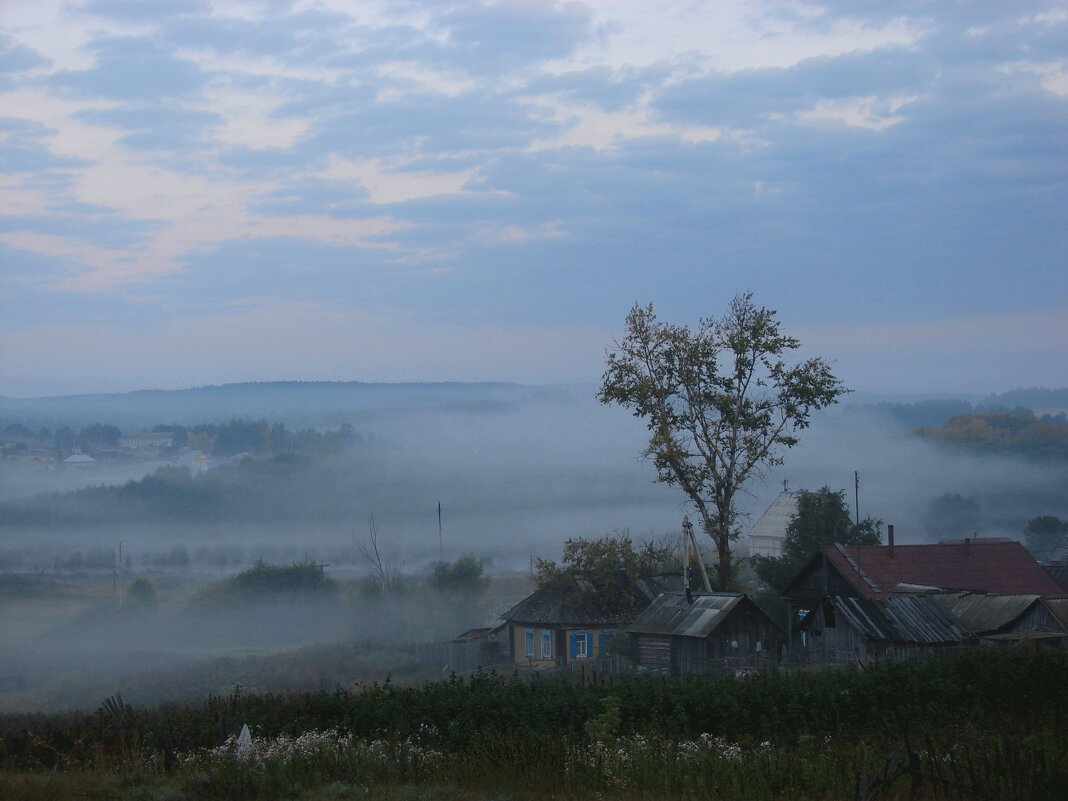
[916,412,1068,460]
[0,418,365,457]
[0,451,375,526]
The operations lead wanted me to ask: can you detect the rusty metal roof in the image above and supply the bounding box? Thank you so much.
[818,539,1063,600]
[626,592,773,638]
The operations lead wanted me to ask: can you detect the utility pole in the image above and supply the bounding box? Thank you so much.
[854,471,860,528]
[437,501,443,559]
[682,516,691,603]
[684,517,712,593]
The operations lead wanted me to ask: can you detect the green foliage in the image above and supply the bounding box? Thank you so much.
[193,561,338,606]
[2,649,1068,801]
[598,294,847,588]
[781,486,881,563]
[1023,515,1068,561]
[428,555,487,597]
[922,493,982,541]
[917,412,1068,459]
[584,695,621,744]
[534,534,672,610]
[752,486,880,592]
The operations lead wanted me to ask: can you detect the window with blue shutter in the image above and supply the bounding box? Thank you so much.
[524,628,535,658]
[541,629,552,659]
[599,628,618,656]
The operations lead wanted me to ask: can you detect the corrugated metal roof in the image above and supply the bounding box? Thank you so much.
[929,592,1041,635]
[1043,597,1068,629]
[627,592,744,637]
[803,595,968,645]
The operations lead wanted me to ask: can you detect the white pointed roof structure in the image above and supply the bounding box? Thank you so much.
[746,489,797,558]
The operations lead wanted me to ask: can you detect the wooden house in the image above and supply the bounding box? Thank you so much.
[500,576,659,670]
[797,594,969,665]
[781,536,1064,647]
[627,593,781,674]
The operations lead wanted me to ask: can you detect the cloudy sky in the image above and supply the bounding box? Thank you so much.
[1,0,1065,397]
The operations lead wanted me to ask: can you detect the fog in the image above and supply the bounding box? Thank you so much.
[1,381,1065,712]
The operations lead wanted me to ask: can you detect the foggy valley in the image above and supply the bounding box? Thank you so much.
[1,381,1066,712]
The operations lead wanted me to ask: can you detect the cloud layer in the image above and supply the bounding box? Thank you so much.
[1,1,1065,395]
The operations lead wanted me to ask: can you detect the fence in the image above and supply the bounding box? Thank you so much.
[413,639,501,675]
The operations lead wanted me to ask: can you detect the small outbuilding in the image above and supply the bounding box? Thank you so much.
[797,594,970,665]
[627,592,781,674]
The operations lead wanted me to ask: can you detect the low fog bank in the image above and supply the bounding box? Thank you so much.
[744,405,1068,543]
[2,382,1066,713]
[3,384,1066,572]
[0,568,533,712]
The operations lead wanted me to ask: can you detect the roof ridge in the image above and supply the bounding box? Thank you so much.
[834,543,881,594]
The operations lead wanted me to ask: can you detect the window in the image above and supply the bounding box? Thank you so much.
[541,629,553,659]
[575,632,588,658]
[524,628,535,658]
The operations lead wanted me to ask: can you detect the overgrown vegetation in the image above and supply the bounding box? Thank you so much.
[0,649,1065,800]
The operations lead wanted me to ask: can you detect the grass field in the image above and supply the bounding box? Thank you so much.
[1,648,1066,800]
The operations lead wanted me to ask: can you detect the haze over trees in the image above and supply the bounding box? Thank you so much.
[922,493,982,542]
[598,293,847,588]
[753,486,881,592]
[1023,515,1068,562]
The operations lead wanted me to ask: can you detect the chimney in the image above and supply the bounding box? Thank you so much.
[887,524,895,559]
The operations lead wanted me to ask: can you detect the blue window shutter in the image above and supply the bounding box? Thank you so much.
[570,634,577,659]
[598,632,606,655]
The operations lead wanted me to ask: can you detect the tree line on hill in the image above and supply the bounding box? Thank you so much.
[0,418,366,457]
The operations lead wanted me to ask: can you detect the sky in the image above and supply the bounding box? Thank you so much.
[0,0,1065,398]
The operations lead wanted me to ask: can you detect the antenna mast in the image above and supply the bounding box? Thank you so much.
[437,501,443,558]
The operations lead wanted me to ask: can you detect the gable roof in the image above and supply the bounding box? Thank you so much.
[627,592,779,638]
[788,539,1062,601]
[501,576,660,626]
[801,594,968,645]
[928,592,1046,635]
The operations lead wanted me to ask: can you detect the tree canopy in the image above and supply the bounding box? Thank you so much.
[535,534,674,610]
[598,293,847,588]
[753,486,881,592]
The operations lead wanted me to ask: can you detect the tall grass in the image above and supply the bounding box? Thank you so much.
[2,649,1067,799]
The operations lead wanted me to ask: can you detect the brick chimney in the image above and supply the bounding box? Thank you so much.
[887,524,895,558]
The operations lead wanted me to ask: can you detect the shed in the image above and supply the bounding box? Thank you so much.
[798,594,970,665]
[627,592,781,673]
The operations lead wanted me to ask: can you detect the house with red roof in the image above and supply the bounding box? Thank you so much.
[781,535,1063,646]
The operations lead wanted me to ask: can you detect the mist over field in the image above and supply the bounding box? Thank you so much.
[1,380,1066,713]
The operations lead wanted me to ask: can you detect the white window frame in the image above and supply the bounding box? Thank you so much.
[541,629,553,659]
[524,628,535,658]
[575,632,588,658]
